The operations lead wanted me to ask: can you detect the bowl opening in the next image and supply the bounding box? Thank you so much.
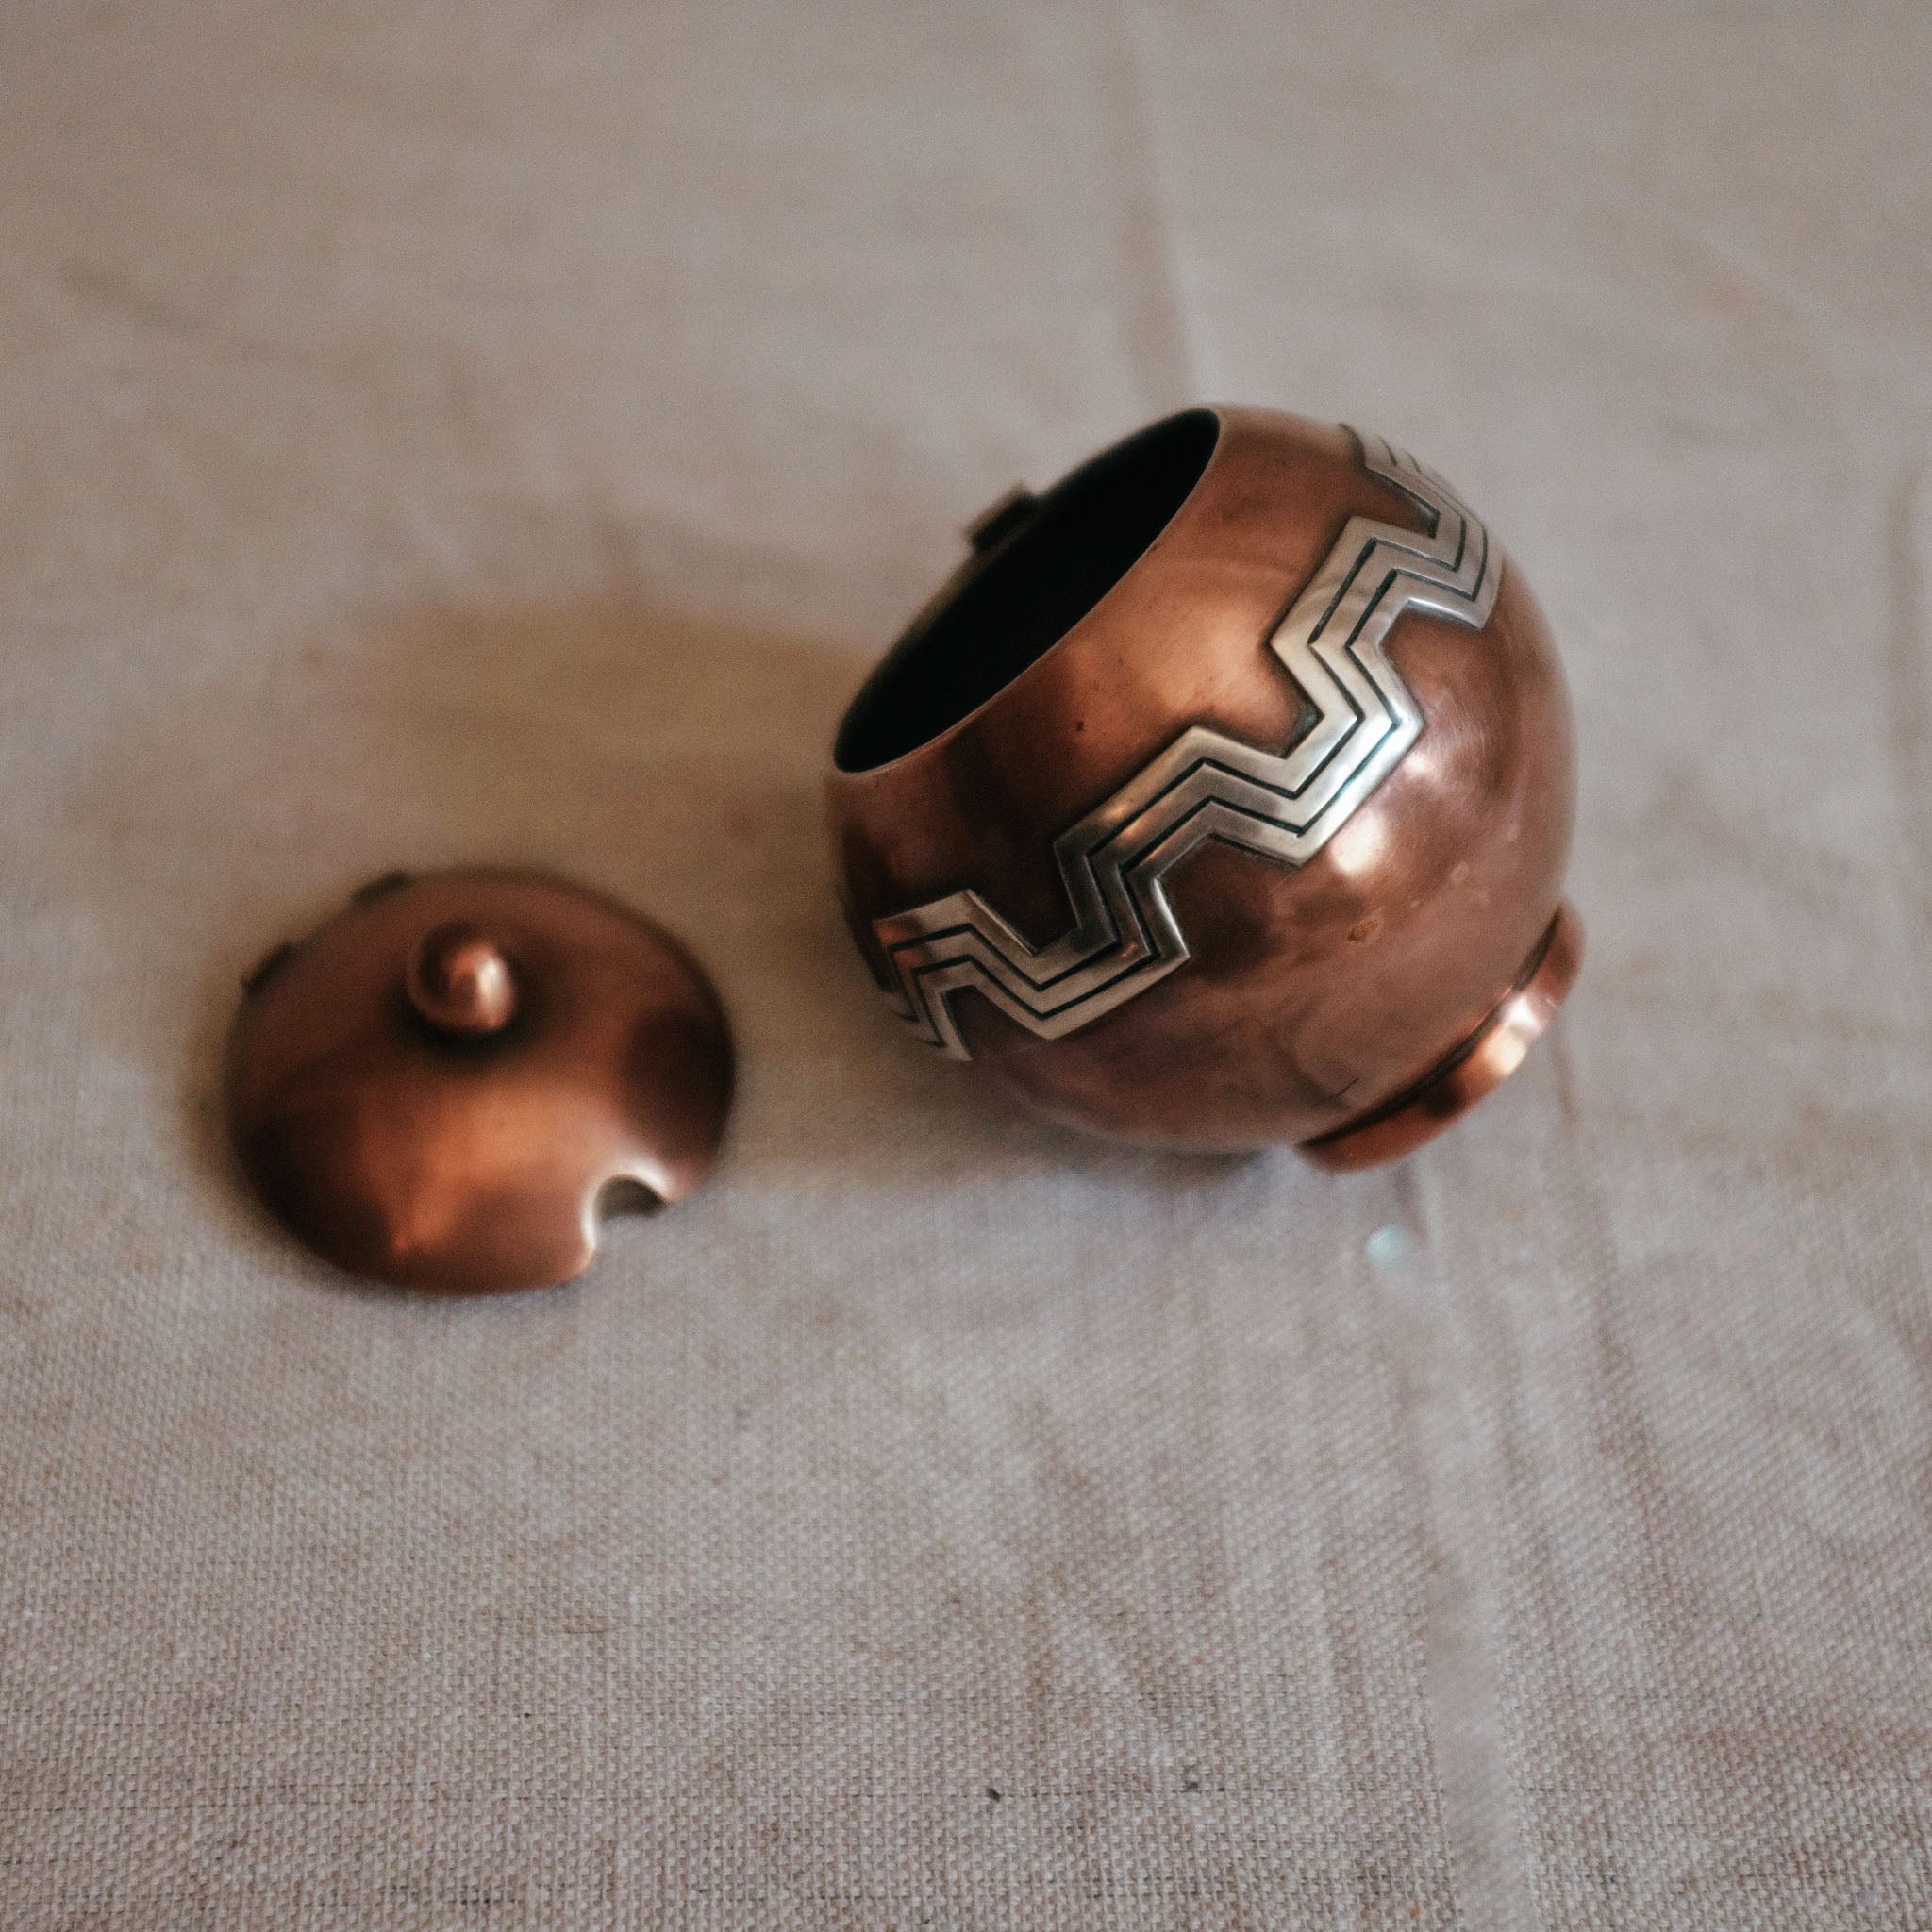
[833,408,1220,773]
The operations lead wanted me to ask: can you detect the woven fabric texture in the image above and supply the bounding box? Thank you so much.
[2,5,1929,1926]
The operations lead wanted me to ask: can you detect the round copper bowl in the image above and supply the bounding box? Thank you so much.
[826,407,1580,1166]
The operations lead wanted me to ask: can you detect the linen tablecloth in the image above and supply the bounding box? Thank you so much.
[3,6,1928,1924]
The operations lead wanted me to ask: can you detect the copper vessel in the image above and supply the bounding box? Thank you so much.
[827,407,1579,1165]
[225,869,734,1292]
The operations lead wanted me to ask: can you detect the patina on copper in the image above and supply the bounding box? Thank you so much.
[827,406,1581,1163]
[225,869,734,1293]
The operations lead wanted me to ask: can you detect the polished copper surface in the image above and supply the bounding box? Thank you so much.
[827,406,1581,1163]
[406,921,521,1038]
[225,869,734,1293]
[1298,900,1582,1172]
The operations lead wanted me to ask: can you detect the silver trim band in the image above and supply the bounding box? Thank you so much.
[873,430,1500,1058]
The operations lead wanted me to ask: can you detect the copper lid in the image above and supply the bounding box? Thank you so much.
[225,869,734,1294]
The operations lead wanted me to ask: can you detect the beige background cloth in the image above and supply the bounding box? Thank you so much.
[2,5,1929,1926]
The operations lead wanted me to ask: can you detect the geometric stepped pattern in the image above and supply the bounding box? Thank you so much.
[874,430,1501,1058]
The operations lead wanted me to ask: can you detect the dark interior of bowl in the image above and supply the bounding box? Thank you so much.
[832,408,1220,773]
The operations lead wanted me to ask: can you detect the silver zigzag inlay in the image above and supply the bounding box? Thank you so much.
[874,430,1500,1058]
